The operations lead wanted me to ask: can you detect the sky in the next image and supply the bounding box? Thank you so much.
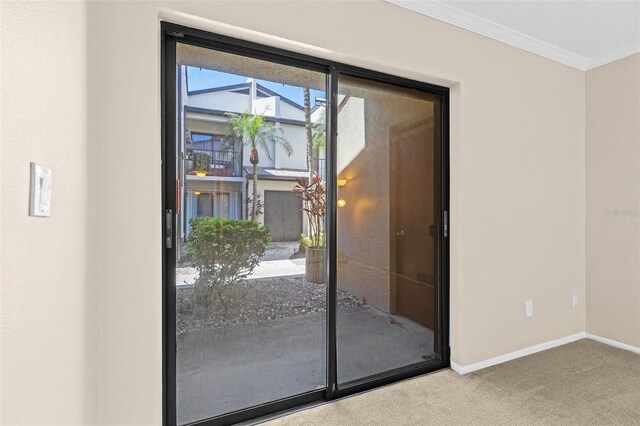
[186,66,325,108]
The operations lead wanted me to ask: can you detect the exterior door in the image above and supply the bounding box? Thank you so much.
[335,73,445,387]
[264,190,302,242]
[390,117,438,330]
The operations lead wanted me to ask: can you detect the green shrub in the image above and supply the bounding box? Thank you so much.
[193,152,211,173]
[186,217,270,316]
[299,233,312,248]
[299,233,325,248]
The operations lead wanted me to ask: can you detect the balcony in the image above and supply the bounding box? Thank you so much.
[186,149,242,178]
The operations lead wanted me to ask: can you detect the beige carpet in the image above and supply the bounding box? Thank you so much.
[264,339,640,425]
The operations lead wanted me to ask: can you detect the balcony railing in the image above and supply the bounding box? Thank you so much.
[186,149,242,177]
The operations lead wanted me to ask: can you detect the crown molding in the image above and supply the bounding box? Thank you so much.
[386,0,591,71]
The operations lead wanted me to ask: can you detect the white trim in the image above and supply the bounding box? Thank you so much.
[385,0,640,72]
[586,333,640,355]
[450,332,587,375]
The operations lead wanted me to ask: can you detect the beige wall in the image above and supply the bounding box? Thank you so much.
[586,53,640,348]
[96,2,586,421]
[0,1,100,424]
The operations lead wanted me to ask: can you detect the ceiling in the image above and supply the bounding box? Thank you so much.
[386,0,640,71]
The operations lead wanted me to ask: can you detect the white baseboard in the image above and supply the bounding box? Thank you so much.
[586,333,640,355]
[450,331,640,375]
[450,332,587,375]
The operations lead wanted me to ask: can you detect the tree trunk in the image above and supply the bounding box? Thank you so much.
[252,163,258,221]
[303,88,313,179]
[249,146,259,221]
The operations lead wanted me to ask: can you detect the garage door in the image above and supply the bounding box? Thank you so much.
[264,190,302,242]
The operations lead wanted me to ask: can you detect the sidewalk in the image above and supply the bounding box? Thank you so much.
[176,258,306,287]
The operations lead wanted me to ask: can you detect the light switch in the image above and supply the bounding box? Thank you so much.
[525,300,533,318]
[29,163,52,217]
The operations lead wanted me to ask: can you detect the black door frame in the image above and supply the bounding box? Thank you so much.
[162,21,450,426]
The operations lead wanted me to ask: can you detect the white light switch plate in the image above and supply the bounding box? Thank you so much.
[525,300,533,318]
[29,163,52,217]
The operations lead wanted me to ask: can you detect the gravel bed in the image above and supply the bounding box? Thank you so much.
[177,275,363,335]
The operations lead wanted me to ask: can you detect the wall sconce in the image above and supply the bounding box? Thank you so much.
[194,191,201,195]
[337,178,347,207]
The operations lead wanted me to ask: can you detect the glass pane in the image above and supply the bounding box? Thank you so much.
[212,193,230,219]
[336,74,442,385]
[175,43,327,424]
[196,193,213,217]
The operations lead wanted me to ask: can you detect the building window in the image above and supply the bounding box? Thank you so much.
[190,132,229,152]
[195,192,230,219]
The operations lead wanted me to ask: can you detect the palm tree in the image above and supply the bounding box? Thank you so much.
[311,115,326,153]
[303,89,326,178]
[225,112,292,220]
[303,88,314,180]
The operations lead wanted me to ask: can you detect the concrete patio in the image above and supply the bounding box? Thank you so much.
[176,305,434,424]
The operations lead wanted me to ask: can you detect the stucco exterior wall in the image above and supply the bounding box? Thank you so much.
[188,90,251,113]
[337,96,390,311]
[277,124,308,170]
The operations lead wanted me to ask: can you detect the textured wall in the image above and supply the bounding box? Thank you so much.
[0,1,100,424]
[337,95,391,311]
[586,53,640,348]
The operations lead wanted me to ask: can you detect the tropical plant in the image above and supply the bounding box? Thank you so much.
[299,232,324,248]
[303,88,314,179]
[192,152,211,174]
[299,233,312,248]
[312,117,326,150]
[303,89,326,178]
[185,217,270,316]
[292,173,326,247]
[225,112,292,220]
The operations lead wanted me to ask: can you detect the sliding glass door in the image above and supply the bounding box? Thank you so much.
[335,75,444,386]
[172,43,328,425]
[163,23,449,426]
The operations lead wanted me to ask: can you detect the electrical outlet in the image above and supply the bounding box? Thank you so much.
[525,300,533,318]
[572,293,578,308]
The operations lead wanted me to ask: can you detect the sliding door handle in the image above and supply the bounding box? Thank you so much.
[444,211,448,238]
[165,209,173,248]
